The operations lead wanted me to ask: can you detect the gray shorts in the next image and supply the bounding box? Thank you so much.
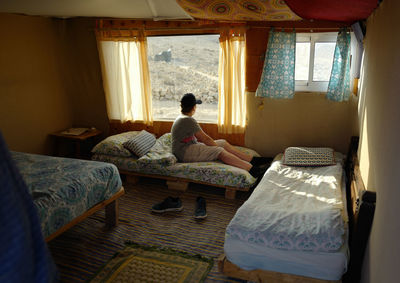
[182,139,226,162]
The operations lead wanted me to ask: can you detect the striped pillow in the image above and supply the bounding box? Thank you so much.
[282,147,336,166]
[123,130,156,157]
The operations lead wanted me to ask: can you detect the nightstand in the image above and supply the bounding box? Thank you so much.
[50,128,102,159]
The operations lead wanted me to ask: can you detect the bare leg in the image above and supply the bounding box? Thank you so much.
[220,141,252,162]
[218,150,252,171]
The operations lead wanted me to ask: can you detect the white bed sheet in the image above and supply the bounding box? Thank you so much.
[226,156,346,253]
[224,234,348,280]
[224,155,349,280]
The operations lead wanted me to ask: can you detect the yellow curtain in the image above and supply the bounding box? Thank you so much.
[218,28,246,134]
[96,31,153,125]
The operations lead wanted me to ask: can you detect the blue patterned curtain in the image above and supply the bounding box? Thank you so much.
[256,29,296,99]
[327,29,351,102]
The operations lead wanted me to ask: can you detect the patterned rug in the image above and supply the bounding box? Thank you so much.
[48,177,250,282]
[89,242,213,283]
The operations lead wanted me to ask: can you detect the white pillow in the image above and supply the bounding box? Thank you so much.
[123,130,156,157]
[282,147,336,166]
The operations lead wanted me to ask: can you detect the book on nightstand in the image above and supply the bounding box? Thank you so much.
[60,128,89,136]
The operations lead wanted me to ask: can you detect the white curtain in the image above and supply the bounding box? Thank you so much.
[218,29,246,134]
[97,36,153,125]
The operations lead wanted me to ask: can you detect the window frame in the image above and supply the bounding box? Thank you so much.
[146,32,221,123]
[295,32,337,92]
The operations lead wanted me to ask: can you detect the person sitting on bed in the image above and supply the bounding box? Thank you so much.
[172,93,269,175]
[151,93,269,218]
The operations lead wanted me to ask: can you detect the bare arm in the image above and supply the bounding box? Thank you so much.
[195,130,217,146]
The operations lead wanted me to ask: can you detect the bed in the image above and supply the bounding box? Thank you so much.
[11,151,124,242]
[91,131,261,199]
[219,147,350,283]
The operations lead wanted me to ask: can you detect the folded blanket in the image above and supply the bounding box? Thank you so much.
[137,133,177,167]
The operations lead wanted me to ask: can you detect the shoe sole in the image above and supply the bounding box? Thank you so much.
[152,206,184,213]
[194,214,207,219]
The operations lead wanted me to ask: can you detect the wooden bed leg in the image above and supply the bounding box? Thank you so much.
[166,180,189,192]
[218,254,226,273]
[225,188,236,199]
[126,175,140,184]
[105,199,119,229]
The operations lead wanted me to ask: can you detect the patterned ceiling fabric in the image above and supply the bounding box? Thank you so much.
[176,0,302,21]
[284,0,378,22]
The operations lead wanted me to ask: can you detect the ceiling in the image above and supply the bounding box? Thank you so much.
[285,0,379,22]
[0,0,192,20]
[0,0,379,23]
[176,0,301,22]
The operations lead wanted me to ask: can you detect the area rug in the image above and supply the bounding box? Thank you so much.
[89,242,213,283]
[48,178,248,282]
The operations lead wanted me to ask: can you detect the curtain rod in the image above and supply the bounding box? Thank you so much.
[97,27,340,31]
[96,26,344,33]
[250,26,342,30]
[97,27,222,31]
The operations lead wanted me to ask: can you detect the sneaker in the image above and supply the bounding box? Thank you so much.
[152,197,183,213]
[250,156,271,167]
[194,196,207,219]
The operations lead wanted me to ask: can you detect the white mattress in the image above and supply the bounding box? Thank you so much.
[224,235,348,280]
[224,155,349,280]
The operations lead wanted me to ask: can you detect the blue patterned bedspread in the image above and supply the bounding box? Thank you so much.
[11,152,122,239]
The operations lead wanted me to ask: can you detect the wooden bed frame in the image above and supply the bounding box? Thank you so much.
[45,187,124,242]
[218,254,341,283]
[121,170,250,199]
[218,137,369,283]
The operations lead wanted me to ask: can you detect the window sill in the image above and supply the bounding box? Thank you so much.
[153,119,218,125]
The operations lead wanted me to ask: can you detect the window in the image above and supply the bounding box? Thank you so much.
[295,33,337,92]
[147,34,220,122]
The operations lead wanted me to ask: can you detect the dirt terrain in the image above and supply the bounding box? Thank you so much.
[147,35,219,121]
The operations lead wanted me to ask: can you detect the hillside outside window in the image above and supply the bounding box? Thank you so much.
[147,35,219,123]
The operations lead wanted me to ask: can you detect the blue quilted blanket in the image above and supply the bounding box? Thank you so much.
[12,152,122,239]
